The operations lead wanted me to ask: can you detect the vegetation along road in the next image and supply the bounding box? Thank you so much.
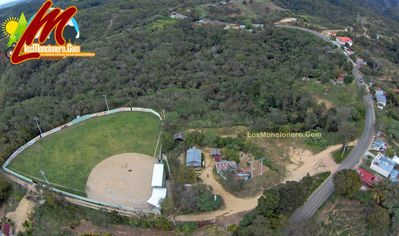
[275,24,376,232]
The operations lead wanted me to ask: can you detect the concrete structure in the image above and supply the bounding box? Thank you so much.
[370,154,395,178]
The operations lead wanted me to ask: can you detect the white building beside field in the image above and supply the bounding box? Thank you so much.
[147,163,167,208]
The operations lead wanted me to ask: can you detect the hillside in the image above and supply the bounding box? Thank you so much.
[0,0,358,163]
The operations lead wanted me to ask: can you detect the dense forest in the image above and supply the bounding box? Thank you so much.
[0,0,354,163]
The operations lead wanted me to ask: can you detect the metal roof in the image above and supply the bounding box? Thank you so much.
[373,155,395,173]
[376,94,387,104]
[186,147,202,167]
[151,164,164,187]
[211,148,221,156]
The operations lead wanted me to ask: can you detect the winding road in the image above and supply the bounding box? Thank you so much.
[276,24,376,233]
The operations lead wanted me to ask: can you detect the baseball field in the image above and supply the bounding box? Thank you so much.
[8,111,161,197]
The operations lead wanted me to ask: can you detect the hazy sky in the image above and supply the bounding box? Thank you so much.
[0,0,19,7]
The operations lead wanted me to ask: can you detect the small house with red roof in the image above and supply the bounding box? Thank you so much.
[337,73,345,84]
[336,36,353,47]
[358,168,375,187]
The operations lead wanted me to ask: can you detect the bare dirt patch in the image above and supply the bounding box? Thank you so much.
[283,145,340,182]
[6,196,35,234]
[282,143,359,182]
[316,96,334,109]
[86,153,155,209]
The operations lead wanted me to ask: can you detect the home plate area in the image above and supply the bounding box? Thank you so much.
[85,153,166,210]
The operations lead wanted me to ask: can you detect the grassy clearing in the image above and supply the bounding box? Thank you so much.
[331,146,353,163]
[9,112,160,195]
[150,18,177,30]
[303,82,364,109]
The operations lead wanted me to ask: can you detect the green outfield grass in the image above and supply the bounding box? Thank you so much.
[8,112,161,196]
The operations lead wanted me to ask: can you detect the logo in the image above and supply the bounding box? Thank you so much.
[1,0,95,64]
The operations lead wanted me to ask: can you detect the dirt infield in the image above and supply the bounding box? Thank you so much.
[86,153,155,209]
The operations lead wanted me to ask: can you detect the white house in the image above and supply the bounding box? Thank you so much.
[375,89,387,109]
[370,153,396,178]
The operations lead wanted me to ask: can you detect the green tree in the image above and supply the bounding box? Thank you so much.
[333,169,361,198]
[344,74,354,84]
[185,131,204,147]
[366,205,390,236]
[256,188,280,217]
[0,176,11,203]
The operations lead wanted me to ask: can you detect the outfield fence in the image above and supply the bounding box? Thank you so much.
[2,107,163,216]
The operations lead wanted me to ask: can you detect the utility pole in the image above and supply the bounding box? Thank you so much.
[40,170,50,187]
[33,117,43,137]
[103,94,110,111]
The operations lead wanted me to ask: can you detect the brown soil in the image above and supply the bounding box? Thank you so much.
[86,153,155,209]
[6,196,35,234]
[283,145,340,182]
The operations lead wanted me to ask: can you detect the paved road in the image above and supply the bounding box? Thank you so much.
[276,24,376,233]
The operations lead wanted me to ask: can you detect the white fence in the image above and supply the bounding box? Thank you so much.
[2,107,163,215]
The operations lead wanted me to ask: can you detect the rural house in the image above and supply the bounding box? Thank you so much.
[370,153,396,178]
[371,138,387,151]
[336,36,353,47]
[357,168,376,187]
[375,89,387,109]
[215,161,237,179]
[211,148,221,162]
[186,147,202,167]
[174,132,184,142]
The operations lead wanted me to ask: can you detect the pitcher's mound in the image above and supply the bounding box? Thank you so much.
[86,153,154,209]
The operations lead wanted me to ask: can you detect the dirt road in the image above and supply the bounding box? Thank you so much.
[6,196,35,234]
[175,150,261,222]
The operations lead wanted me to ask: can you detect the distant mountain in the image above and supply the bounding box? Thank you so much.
[363,0,399,10]
[0,0,29,10]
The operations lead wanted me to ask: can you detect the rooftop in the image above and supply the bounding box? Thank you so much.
[372,155,395,174]
[211,148,221,156]
[358,168,375,186]
[336,36,353,43]
[151,163,164,187]
[186,147,202,167]
[376,94,387,104]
